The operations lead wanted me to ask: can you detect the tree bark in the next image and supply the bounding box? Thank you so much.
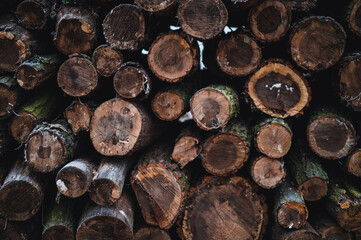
[15,0,51,30]
[272,222,321,240]
[92,44,123,77]
[134,0,178,13]
[63,100,93,135]
[348,0,361,37]
[135,227,171,240]
[0,75,19,119]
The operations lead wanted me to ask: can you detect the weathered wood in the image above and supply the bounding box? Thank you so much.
[283,0,320,11]
[347,0,361,37]
[312,216,352,240]
[15,0,51,30]
[0,217,30,239]
[92,44,123,77]
[251,155,286,189]
[346,149,361,177]
[135,0,177,12]
[272,222,321,240]
[63,100,93,135]
[135,227,171,240]
[0,75,19,119]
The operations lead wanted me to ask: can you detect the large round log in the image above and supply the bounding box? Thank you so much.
[135,0,177,12]
[347,0,361,37]
[15,0,51,30]
[92,44,123,77]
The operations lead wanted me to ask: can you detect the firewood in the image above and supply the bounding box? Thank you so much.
[347,0,361,37]
[92,44,123,78]
[312,216,352,240]
[134,0,177,12]
[0,75,20,119]
[346,149,361,178]
[63,100,93,135]
[135,227,171,240]
[271,222,321,240]
[15,0,51,30]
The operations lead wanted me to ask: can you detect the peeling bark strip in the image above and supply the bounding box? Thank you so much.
[148,32,198,83]
[64,100,93,135]
[135,0,178,12]
[103,4,146,51]
[182,176,267,240]
[0,75,19,119]
[56,157,96,198]
[0,121,11,157]
[246,60,310,118]
[251,156,286,189]
[90,98,157,156]
[312,217,352,240]
[177,0,228,40]
[135,227,171,240]
[76,191,134,240]
[249,0,291,43]
[271,222,321,240]
[25,120,77,173]
[348,0,361,37]
[54,7,97,55]
[131,141,189,229]
[15,0,51,30]
[283,0,320,11]
[289,16,346,71]
[0,159,44,221]
[92,44,123,77]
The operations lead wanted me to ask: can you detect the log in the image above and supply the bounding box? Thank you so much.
[56,157,96,198]
[113,62,151,100]
[134,0,177,12]
[274,181,308,229]
[312,217,352,240]
[131,141,189,229]
[63,100,93,135]
[15,0,51,30]
[250,155,286,189]
[190,85,239,131]
[201,119,250,176]
[0,159,44,221]
[182,176,267,240]
[307,108,357,160]
[253,118,292,158]
[24,119,77,173]
[348,0,361,37]
[272,222,321,240]
[76,190,134,240]
[246,60,311,118]
[0,121,11,157]
[283,0,320,11]
[216,32,261,77]
[89,157,132,206]
[177,0,228,40]
[57,55,98,97]
[15,54,62,90]
[134,227,171,240]
[90,98,158,156]
[346,149,361,178]
[103,4,146,51]
[148,32,198,83]
[0,218,29,239]
[249,0,292,43]
[54,6,97,55]
[9,91,57,142]
[0,75,19,119]
[289,16,346,71]
[92,44,124,77]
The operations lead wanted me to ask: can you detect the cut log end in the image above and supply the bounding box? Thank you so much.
[92,45,123,77]
[64,101,92,135]
[0,32,26,72]
[42,226,74,240]
[16,65,40,90]
[15,0,47,30]
[152,91,184,121]
[298,177,328,202]
[0,86,17,118]
[348,0,361,37]
[135,227,171,240]
[347,149,361,177]
[9,110,37,142]
[251,156,286,189]
[89,179,121,206]
[276,202,308,230]
[135,0,178,12]
[172,136,201,168]
[56,167,91,198]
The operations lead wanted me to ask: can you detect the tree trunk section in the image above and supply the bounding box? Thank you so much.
[134,0,178,12]
[92,44,123,77]
[0,75,19,119]
[15,0,51,30]
[135,227,170,240]
[272,222,321,240]
[251,155,286,189]
[312,217,352,240]
[348,0,361,37]
[64,100,93,135]
[346,149,361,177]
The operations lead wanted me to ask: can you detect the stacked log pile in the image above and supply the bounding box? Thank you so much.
[1,0,361,239]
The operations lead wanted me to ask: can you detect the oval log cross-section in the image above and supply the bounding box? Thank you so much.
[251,156,286,189]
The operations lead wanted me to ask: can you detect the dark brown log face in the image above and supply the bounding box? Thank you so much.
[103,4,146,51]
[0,218,26,239]
[135,0,177,12]
[347,149,361,177]
[16,65,40,90]
[15,0,47,30]
[251,156,286,189]
[307,116,356,159]
[64,101,93,135]
[0,38,22,72]
[57,56,98,97]
[290,16,346,71]
[298,177,327,202]
[42,226,74,240]
[348,0,361,37]
[152,91,184,121]
[216,33,261,77]
[90,179,121,205]
[9,110,37,142]
[277,202,308,229]
[92,44,123,77]
[135,227,171,240]
[178,0,228,40]
[0,85,17,118]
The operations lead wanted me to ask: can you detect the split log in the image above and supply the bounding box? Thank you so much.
[57,55,98,97]
[0,121,11,157]
[24,119,77,173]
[63,100,93,135]
[113,62,151,100]
[0,75,19,119]
[90,98,158,156]
[15,0,51,30]
[289,16,346,71]
[307,108,357,160]
[89,157,132,206]
[148,32,198,83]
[15,54,63,90]
[131,141,189,229]
[272,222,321,240]
[274,181,308,229]
[201,119,250,176]
[177,0,228,40]
[216,32,261,77]
[56,157,96,198]
[246,60,311,118]
[223,0,259,10]
[76,190,134,240]
[135,227,171,240]
[312,217,352,240]
[54,7,97,55]
[347,0,361,37]
[182,176,267,240]
[92,44,124,77]
[103,4,146,51]
[346,149,361,178]
[253,118,292,158]
[250,155,286,189]
[249,0,292,43]
[190,85,239,131]
[9,91,57,142]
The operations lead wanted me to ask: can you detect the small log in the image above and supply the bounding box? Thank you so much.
[24,119,77,173]
[346,149,361,177]
[15,0,51,30]
[312,217,352,240]
[307,108,357,160]
[89,157,132,206]
[0,75,19,119]
[283,0,320,11]
[135,0,177,12]
[253,118,292,158]
[57,55,98,97]
[113,62,151,100]
[246,60,311,118]
[274,181,308,229]
[177,0,228,40]
[249,0,292,43]
[15,54,63,90]
[92,44,124,77]
[90,98,158,156]
[63,100,93,135]
[250,155,286,189]
[182,176,267,240]
[289,16,346,71]
[148,32,198,83]
[348,0,361,37]
[54,7,97,55]
[0,121,11,157]
[131,141,189,229]
[201,119,250,176]
[216,32,261,77]
[56,157,96,198]
[272,222,321,240]
[103,4,146,51]
[135,227,171,240]
[190,85,239,131]
[76,190,134,240]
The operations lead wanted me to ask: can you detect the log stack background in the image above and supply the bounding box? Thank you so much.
[1,0,361,239]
